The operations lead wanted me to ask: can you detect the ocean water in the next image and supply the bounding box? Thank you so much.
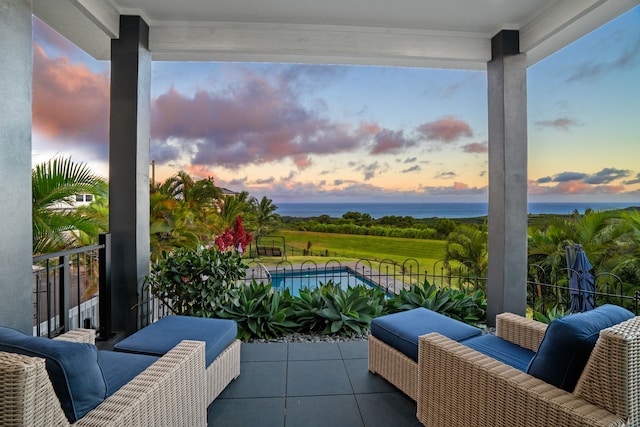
[274,202,635,219]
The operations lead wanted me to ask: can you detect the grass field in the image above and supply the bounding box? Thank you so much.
[255,230,447,274]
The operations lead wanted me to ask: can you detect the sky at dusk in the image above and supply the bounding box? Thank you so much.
[31,6,640,204]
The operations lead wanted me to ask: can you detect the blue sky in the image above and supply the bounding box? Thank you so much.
[31,6,640,204]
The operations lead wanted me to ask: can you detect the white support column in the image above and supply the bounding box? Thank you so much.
[0,0,34,333]
[487,30,528,325]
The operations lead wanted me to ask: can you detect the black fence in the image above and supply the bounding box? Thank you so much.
[42,249,634,331]
[243,258,487,296]
[31,233,111,338]
[527,264,640,316]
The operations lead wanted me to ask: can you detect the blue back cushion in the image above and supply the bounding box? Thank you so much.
[527,304,634,392]
[114,315,237,366]
[0,327,107,422]
[371,307,482,362]
[461,334,535,372]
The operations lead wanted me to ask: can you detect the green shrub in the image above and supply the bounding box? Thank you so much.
[145,246,248,317]
[292,282,388,336]
[388,280,487,324]
[533,305,567,324]
[218,281,298,340]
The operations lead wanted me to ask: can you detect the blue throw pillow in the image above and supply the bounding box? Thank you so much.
[0,327,107,422]
[526,304,634,392]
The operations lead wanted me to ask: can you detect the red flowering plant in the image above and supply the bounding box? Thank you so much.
[214,215,253,255]
[145,216,252,317]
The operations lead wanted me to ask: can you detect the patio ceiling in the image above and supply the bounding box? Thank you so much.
[33,0,638,69]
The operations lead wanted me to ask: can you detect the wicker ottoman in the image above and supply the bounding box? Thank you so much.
[368,308,481,400]
[114,315,240,405]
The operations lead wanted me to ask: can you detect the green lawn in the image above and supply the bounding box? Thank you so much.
[256,230,447,274]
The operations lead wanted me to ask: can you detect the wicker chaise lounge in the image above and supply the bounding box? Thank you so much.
[368,307,484,400]
[112,315,241,405]
[418,311,640,427]
[0,328,207,426]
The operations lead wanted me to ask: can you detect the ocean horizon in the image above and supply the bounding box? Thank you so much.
[274,202,636,219]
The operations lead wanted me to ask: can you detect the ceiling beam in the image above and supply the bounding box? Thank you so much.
[150,23,491,69]
[522,0,639,66]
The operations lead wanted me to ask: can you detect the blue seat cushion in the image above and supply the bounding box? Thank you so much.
[527,304,634,392]
[461,334,535,372]
[371,308,482,362]
[0,326,106,423]
[114,315,237,367]
[98,350,158,396]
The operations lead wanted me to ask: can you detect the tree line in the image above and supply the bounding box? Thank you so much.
[32,157,280,261]
[33,157,640,292]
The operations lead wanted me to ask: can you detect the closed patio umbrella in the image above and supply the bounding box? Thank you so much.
[566,244,596,312]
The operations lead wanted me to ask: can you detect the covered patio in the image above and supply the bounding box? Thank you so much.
[1,0,638,406]
[207,339,421,427]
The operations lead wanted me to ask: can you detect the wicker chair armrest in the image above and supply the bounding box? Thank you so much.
[75,340,207,427]
[53,329,96,345]
[0,351,70,426]
[417,333,625,427]
[496,312,547,352]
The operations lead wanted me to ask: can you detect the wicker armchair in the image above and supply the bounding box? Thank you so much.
[0,329,207,427]
[417,313,640,427]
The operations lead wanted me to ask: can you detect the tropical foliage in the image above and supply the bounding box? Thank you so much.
[218,281,297,340]
[387,280,487,324]
[149,172,280,260]
[444,224,488,278]
[32,156,107,254]
[528,210,639,290]
[294,282,387,335]
[145,245,249,317]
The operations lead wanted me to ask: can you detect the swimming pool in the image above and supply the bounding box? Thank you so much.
[271,267,378,296]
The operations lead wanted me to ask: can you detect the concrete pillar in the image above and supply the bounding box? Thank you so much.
[486,30,528,325]
[109,16,151,335]
[0,0,34,333]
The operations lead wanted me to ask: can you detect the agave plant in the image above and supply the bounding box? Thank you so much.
[313,282,387,336]
[388,280,487,325]
[218,281,298,340]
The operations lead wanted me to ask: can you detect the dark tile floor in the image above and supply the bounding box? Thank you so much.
[207,341,422,427]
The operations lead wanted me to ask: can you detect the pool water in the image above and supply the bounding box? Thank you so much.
[271,267,377,296]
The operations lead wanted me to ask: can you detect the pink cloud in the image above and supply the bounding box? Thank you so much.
[370,129,414,155]
[151,73,367,169]
[453,182,469,190]
[462,141,488,153]
[32,44,110,150]
[528,179,625,196]
[184,164,219,181]
[418,182,487,197]
[293,155,313,169]
[360,122,382,135]
[535,118,581,131]
[417,116,472,142]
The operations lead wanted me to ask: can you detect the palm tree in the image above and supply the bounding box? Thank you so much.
[252,196,279,238]
[609,210,640,286]
[149,172,221,259]
[219,191,255,229]
[32,157,107,254]
[527,210,628,281]
[444,225,488,275]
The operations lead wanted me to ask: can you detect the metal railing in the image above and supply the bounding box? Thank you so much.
[31,233,111,338]
[243,258,487,295]
[528,264,640,316]
[137,257,640,326]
